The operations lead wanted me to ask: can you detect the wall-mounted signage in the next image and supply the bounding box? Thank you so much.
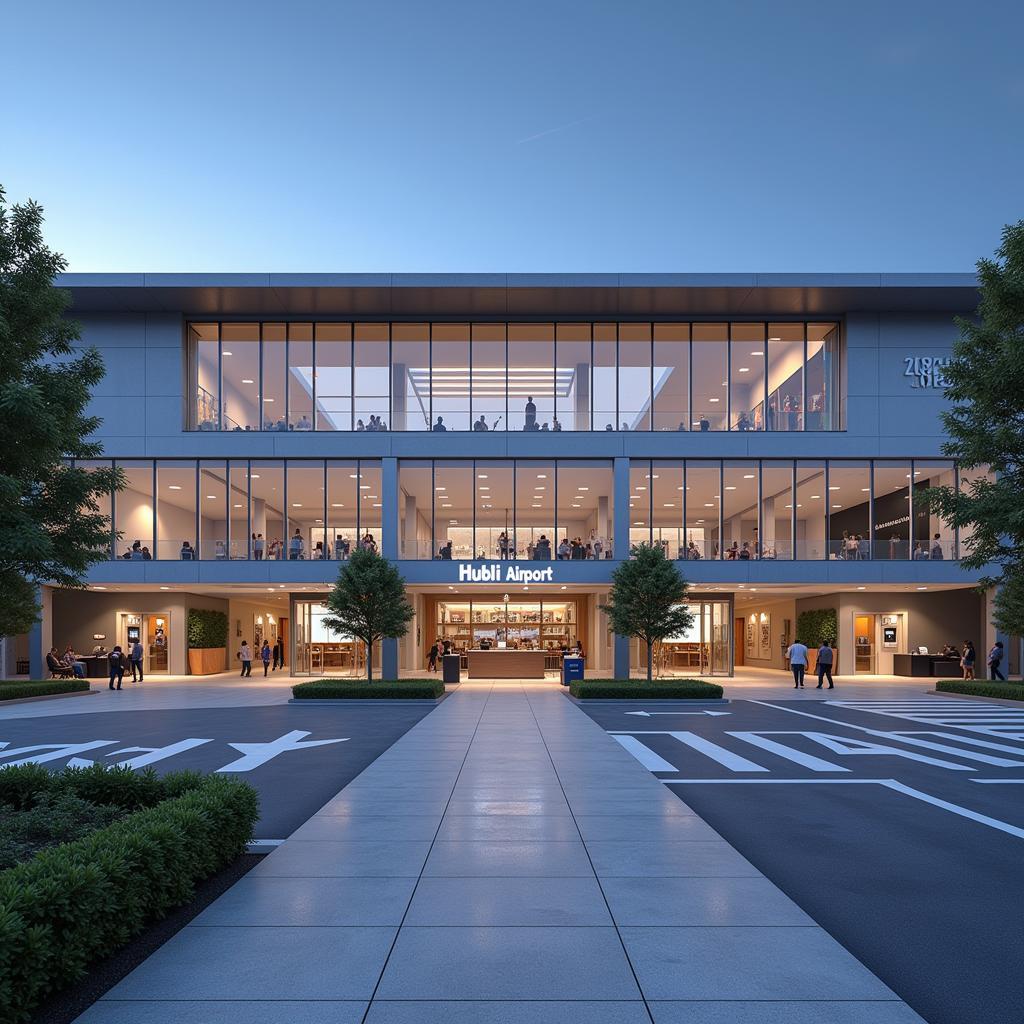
[459,563,555,584]
[903,356,950,390]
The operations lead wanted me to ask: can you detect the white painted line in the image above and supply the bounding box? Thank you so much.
[664,778,880,785]
[726,731,850,772]
[970,778,1024,784]
[667,730,769,773]
[881,780,1024,841]
[611,733,679,772]
[624,710,731,717]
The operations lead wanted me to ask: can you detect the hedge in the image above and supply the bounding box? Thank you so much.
[0,680,90,702]
[292,678,444,699]
[796,608,838,648]
[569,678,725,699]
[936,680,1024,702]
[187,608,229,649]
[0,768,258,1024]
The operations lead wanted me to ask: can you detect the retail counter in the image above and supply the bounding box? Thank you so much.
[466,649,548,679]
[893,654,962,677]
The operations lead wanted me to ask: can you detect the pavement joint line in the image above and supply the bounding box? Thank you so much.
[523,685,655,1024]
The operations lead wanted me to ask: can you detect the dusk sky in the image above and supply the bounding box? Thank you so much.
[3,0,1022,271]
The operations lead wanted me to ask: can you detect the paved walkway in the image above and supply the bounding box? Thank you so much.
[78,684,924,1023]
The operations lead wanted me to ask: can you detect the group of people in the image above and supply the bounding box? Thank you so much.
[356,415,388,431]
[176,532,377,561]
[237,639,285,677]
[953,639,1005,681]
[785,639,835,689]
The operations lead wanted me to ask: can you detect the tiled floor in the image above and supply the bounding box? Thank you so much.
[74,684,925,1023]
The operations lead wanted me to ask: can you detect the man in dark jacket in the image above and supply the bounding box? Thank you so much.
[815,642,834,689]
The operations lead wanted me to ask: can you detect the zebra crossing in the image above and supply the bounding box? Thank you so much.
[826,698,1024,741]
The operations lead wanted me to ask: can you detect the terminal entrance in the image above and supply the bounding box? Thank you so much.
[634,599,733,677]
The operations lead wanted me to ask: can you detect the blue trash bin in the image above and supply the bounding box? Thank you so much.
[562,657,584,686]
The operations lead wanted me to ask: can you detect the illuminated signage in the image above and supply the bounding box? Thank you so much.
[458,563,555,584]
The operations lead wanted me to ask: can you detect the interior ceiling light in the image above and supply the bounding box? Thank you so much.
[168,484,182,490]
[738,367,750,373]
[708,397,720,402]
[242,378,254,384]
[221,350,233,356]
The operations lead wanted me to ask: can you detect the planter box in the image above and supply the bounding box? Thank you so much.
[188,647,226,675]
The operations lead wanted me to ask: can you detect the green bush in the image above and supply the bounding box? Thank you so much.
[292,678,444,699]
[0,794,127,871]
[0,771,258,1024]
[0,680,90,702]
[569,678,725,699]
[186,608,228,649]
[936,680,1024,702]
[796,608,838,648]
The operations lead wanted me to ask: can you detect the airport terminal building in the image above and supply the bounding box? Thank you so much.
[18,273,1003,681]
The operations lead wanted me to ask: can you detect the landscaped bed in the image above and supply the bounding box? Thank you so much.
[936,679,1024,702]
[569,678,725,699]
[0,763,258,1024]
[292,678,445,699]
[0,679,90,702]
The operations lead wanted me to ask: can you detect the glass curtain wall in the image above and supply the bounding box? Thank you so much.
[192,321,840,431]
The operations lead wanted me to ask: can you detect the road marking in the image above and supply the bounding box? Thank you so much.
[666,730,769,772]
[218,730,349,772]
[665,777,1024,841]
[824,700,1024,740]
[0,740,117,766]
[971,778,1024,784]
[105,738,213,769]
[726,732,850,772]
[624,710,731,717]
[611,733,679,772]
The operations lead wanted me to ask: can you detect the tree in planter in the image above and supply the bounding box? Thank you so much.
[601,544,694,681]
[186,609,229,674]
[920,222,1024,633]
[321,548,415,681]
[0,186,120,635]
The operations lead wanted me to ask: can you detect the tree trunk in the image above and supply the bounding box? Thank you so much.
[647,640,653,682]
[366,641,373,682]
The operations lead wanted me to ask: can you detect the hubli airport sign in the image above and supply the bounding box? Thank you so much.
[459,563,556,584]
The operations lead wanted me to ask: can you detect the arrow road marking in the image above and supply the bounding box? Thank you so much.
[624,710,731,717]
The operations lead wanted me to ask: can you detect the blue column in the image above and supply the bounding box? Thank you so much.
[381,457,398,559]
[381,457,400,679]
[28,618,44,679]
[612,457,630,679]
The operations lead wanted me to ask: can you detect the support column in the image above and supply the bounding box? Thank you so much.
[382,637,398,681]
[382,458,399,561]
[28,586,52,679]
[612,457,631,678]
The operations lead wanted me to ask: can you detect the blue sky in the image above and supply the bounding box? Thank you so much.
[2,0,1021,271]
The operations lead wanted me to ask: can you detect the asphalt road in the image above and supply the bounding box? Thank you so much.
[0,703,434,839]
[578,694,1024,1024]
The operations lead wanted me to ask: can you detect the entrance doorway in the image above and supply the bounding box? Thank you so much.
[120,613,170,674]
[635,599,733,677]
[292,600,376,677]
[854,614,875,673]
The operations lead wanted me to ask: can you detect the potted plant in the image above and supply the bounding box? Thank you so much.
[187,609,228,675]
[796,608,838,673]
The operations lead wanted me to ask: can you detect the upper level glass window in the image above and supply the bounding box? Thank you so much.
[189,320,842,431]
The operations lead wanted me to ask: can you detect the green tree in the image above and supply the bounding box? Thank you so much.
[600,543,694,681]
[921,221,1024,633]
[320,548,415,680]
[0,186,119,636]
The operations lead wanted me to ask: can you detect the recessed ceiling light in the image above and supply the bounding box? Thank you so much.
[251,474,260,479]
[708,397,720,402]
[917,586,928,590]
[579,487,589,491]
[703,502,714,507]
[241,378,254,384]
[832,504,843,508]
[478,474,488,479]
[206,494,217,499]
[168,484,182,491]
[751,350,764,355]
[92,585,107,590]
[743,474,755,479]
[537,474,547,479]
[857,586,866,590]
[159,586,171,590]
[738,367,750,373]
[262,397,274,402]
[725,486,736,491]
[331,502,344,507]
[292,503,302,508]
[829,486,840,491]
[663,503,675,507]
[222,350,233,356]
[810,494,820,499]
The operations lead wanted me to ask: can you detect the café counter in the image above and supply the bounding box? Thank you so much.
[466,649,548,679]
[893,653,963,677]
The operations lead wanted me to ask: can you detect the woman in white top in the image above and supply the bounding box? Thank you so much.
[238,641,253,677]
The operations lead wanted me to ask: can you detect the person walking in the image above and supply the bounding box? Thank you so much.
[272,639,282,671]
[238,640,253,677]
[786,638,809,688]
[261,640,272,676]
[961,640,976,680]
[253,533,265,560]
[815,641,834,689]
[130,638,144,682]
[108,646,125,690]
[289,529,304,560]
[988,640,1005,681]
[427,639,439,673]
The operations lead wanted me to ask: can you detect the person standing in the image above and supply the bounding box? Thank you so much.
[253,533,264,560]
[815,642,834,689]
[427,639,439,673]
[238,640,253,677]
[272,639,282,671]
[524,396,537,431]
[961,640,976,680]
[261,640,272,676]
[786,638,809,688]
[988,640,1005,681]
[108,646,125,690]
[130,638,144,682]
[289,529,304,560]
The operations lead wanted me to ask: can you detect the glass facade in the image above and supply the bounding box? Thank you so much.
[190,321,841,432]
[83,457,963,562]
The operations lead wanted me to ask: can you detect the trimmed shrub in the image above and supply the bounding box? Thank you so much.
[570,678,724,699]
[0,772,258,1023]
[186,608,228,649]
[936,680,1024,702]
[0,680,90,702]
[292,678,444,699]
